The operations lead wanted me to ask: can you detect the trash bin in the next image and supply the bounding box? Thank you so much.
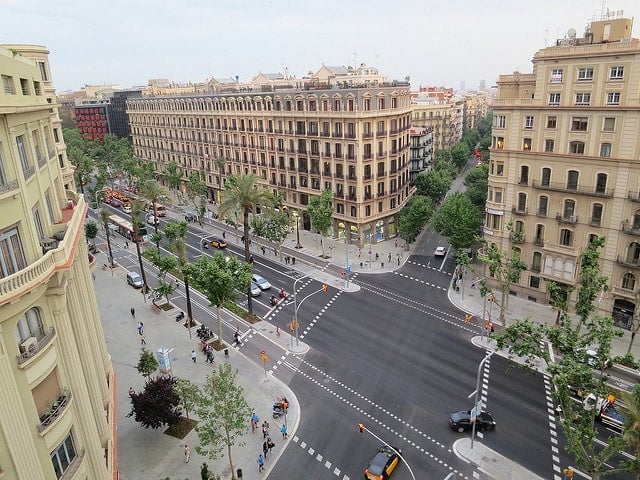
[237,468,243,478]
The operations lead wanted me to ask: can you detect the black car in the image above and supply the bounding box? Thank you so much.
[448,410,496,433]
[364,446,401,480]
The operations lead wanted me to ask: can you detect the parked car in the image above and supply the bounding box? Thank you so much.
[146,214,159,225]
[122,204,132,214]
[210,237,227,249]
[448,410,496,433]
[252,274,271,290]
[364,446,402,480]
[434,246,447,257]
[250,281,261,297]
[126,271,144,289]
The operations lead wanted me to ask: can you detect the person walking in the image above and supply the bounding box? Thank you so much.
[184,444,190,463]
[388,252,391,262]
[139,333,146,345]
[191,350,197,363]
[281,423,288,439]
[267,436,275,454]
[260,244,266,255]
[262,440,269,459]
[233,329,241,346]
[257,454,265,472]
[130,307,135,318]
[125,240,129,249]
[206,345,214,364]
[137,321,144,335]
[262,421,268,438]
[251,412,259,433]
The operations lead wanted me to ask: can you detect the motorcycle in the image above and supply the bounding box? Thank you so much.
[175,311,185,322]
[279,289,288,299]
[269,295,279,307]
[196,325,213,341]
[273,403,285,418]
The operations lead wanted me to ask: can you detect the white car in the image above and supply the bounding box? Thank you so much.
[250,281,261,297]
[434,246,447,257]
[122,205,132,214]
[146,214,159,225]
[252,274,271,290]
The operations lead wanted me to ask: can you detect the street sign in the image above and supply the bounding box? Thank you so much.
[470,400,483,421]
[345,266,351,274]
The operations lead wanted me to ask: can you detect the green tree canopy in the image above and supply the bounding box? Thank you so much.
[398,195,433,243]
[307,189,334,257]
[137,348,159,377]
[413,169,452,204]
[450,141,471,169]
[431,192,482,250]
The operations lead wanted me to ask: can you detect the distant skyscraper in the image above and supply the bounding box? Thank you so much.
[459,81,466,92]
[479,79,487,91]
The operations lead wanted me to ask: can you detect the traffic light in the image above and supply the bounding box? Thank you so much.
[358,423,365,433]
[322,284,328,292]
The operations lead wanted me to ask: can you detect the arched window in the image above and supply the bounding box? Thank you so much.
[591,203,603,226]
[520,166,529,185]
[596,173,608,194]
[517,193,527,212]
[15,307,45,343]
[567,170,579,190]
[515,220,524,233]
[538,196,548,216]
[563,199,576,219]
[622,272,636,291]
[532,251,542,272]
[627,242,640,265]
[633,210,640,230]
[541,167,551,186]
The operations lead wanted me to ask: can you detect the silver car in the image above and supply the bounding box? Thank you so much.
[250,281,261,297]
[252,274,271,290]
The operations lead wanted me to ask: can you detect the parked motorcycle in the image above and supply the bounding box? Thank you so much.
[175,311,185,322]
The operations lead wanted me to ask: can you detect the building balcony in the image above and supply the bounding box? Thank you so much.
[616,256,640,269]
[622,222,640,236]
[335,191,344,198]
[511,206,528,216]
[555,213,578,224]
[532,180,613,197]
[544,242,579,256]
[509,232,525,243]
[377,191,386,198]
[612,286,634,299]
[16,327,56,366]
[38,390,73,434]
[535,209,547,218]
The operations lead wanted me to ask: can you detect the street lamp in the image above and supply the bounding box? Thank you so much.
[293,210,302,249]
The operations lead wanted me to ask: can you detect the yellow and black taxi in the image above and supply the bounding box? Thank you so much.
[364,446,401,480]
[210,237,228,249]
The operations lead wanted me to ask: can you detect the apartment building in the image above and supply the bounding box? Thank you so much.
[0,45,115,479]
[484,14,640,332]
[127,84,414,245]
[409,126,433,181]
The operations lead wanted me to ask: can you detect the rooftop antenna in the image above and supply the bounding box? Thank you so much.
[353,52,357,69]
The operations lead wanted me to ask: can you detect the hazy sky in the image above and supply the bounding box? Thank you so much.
[4,0,640,92]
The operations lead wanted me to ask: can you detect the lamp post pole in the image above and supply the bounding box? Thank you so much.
[294,211,302,249]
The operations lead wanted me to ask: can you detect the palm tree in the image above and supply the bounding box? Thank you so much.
[621,385,640,479]
[130,199,150,295]
[139,179,169,247]
[164,221,195,337]
[99,208,115,271]
[218,174,272,316]
[214,156,227,204]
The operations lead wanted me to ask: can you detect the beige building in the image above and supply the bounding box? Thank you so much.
[128,83,413,245]
[0,45,115,479]
[484,15,640,332]
[410,97,461,151]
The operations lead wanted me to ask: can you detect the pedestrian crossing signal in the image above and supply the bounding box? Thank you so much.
[322,284,328,292]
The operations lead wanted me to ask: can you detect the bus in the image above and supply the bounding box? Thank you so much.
[108,214,147,242]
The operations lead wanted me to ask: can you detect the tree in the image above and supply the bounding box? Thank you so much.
[195,364,252,480]
[218,173,272,316]
[67,145,93,194]
[137,348,159,377]
[129,375,182,429]
[163,221,195,329]
[130,199,150,294]
[307,189,334,258]
[621,384,640,477]
[143,246,177,304]
[251,192,291,257]
[398,195,433,243]
[139,179,169,242]
[450,142,471,170]
[163,161,183,198]
[174,378,199,420]
[413,169,452,204]
[548,280,573,326]
[186,171,208,225]
[99,208,115,268]
[575,236,609,331]
[463,164,488,209]
[431,193,482,250]
[84,221,98,252]
[184,253,252,347]
[478,242,527,326]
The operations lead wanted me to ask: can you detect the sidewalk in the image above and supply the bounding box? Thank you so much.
[95,264,299,480]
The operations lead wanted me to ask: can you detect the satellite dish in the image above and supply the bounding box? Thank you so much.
[568,28,577,38]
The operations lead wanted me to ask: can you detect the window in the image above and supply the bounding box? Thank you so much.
[535,224,545,245]
[524,116,534,129]
[575,92,591,105]
[517,193,527,212]
[0,145,8,187]
[494,188,503,204]
[530,276,541,289]
[16,307,45,343]
[549,93,561,105]
[538,196,548,216]
[495,115,506,128]
[600,143,612,157]
[0,227,27,278]
[571,117,588,131]
[560,228,573,246]
[520,166,529,185]
[16,134,31,174]
[20,78,30,95]
[350,206,357,217]
[569,141,585,154]
[623,273,636,291]
[563,199,576,218]
[609,66,624,80]
[542,168,551,186]
[546,116,557,128]
[496,162,504,176]
[596,173,607,194]
[606,92,620,105]
[544,139,555,152]
[591,203,603,226]
[37,61,49,81]
[603,117,616,131]
[567,170,579,190]
[627,242,640,265]
[550,68,563,83]
[2,75,15,94]
[51,432,77,479]
[577,67,594,81]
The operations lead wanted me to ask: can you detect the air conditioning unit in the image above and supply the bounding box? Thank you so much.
[19,336,38,354]
[570,216,577,222]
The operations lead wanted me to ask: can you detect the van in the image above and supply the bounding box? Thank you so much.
[126,271,144,289]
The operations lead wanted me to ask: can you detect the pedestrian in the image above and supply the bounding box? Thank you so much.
[125,241,129,249]
[262,422,268,438]
[274,247,278,256]
[233,330,241,346]
[251,412,259,433]
[191,350,197,363]
[291,256,295,265]
[284,255,289,264]
[222,230,226,239]
[388,252,391,262]
[130,307,135,318]
[262,440,269,458]
[140,333,146,345]
[397,257,400,266]
[395,239,398,248]
[260,244,266,255]
[281,423,288,439]
[184,444,190,463]
[128,386,135,396]
[206,346,214,364]
[257,454,265,472]
[267,436,275,454]
[137,321,144,335]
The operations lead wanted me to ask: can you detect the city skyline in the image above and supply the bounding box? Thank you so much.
[5,0,640,92]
